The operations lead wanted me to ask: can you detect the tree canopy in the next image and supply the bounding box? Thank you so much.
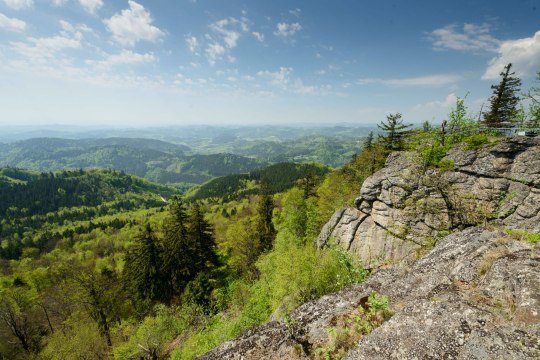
[483,63,522,127]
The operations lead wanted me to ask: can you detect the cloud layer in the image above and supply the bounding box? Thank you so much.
[104,0,164,46]
[483,30,540,80]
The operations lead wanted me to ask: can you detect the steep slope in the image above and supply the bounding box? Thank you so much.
[199,136,540,359]
[318,136,540,268]
[200,227,539,359]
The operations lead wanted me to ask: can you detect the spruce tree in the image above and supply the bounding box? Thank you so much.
[483,63,522,127]
[161,197,192,300]
[187,202,217,271]
[363,131,374,151]
[123,224,164,312]
[377,113,411,151]
[255,180,276,252]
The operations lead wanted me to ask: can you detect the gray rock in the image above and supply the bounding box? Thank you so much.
[199,227,540,359]
[318,137,540,269]
[198,137,540,360]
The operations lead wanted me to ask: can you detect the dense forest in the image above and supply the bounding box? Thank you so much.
[1,71,539,359]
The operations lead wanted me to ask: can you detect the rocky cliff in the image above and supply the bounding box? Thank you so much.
[318,136,540,269]
[198,137,540,359]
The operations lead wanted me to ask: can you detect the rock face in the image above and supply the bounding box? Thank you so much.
[317,137,540,269]
[199,227,540,359]
[198,137,540,359]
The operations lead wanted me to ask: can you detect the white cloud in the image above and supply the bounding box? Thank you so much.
[289,8,301,18]
[3,0,33,10]
[252,31,264,42]
[430,23,500,52]
[202,16,249,65]
[257,67,293,87]
[209,17,248,49]
[11,33,81,62]
[205,42,225,65]
[51,0,67,6]
[482,30,540,80]
[86,50,156,68]
[186,36,199,54]
[413,93,457,111]
[0,12,26,31]
[59,20,92,34]
[78,0,102,14]
[357,74,463,87]
[274,22,302,38]
[104,0,164,47]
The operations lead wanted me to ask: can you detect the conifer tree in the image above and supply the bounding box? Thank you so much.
[187,202,217,270]
[363,131,374,151]
[255,180,276,252]
[483,63,522,127]
[123,224,164,312]
[377,113,411,151]
[161,197,192,300]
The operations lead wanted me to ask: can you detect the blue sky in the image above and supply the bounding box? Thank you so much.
[0,0,539,127]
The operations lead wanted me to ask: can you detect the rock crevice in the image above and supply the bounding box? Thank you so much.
[318,137,540,269]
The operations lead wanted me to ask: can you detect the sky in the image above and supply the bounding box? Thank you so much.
[0,0,539,127]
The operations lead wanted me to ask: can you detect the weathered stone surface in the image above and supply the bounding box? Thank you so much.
[199,227,540,359]
[198,137,540,360]
[318,137,540,269]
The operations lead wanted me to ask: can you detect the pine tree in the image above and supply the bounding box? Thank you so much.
[483,63,522,127]
[187,202,217,271]
[377,113,412,151]
[363,131,374,151]
[255,180,276,252]
[123,224,164,312]
[161,197,192,300]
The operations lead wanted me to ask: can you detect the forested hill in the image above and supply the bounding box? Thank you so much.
[0,167,180,259]
[0,137,267,185]
[187,162,331,201]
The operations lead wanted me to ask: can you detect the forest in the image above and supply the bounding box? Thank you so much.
[0,68,538,359]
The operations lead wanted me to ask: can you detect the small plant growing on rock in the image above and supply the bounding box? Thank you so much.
[313,292,392,360]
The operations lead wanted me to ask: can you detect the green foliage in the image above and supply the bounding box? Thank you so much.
[463,133,492,150]
[313,292,391,360]
[377,113,412,151]
[505,229,540,244]
[0,138,267,185]
[41,312,108,360]
[123,224,165,313]
[187,162,330,201]
[483,63,522,127]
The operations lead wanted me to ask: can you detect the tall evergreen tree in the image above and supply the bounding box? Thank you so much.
[377,113,411,151]
[123,224,164,313]
[187,202,218,270]
[161,197,192,300]
[255,180,276,252]
[483,63,522,127]
[363,131,374,151]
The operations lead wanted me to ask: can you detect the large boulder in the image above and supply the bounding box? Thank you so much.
[199,227,540,359]
[318,137,540,269]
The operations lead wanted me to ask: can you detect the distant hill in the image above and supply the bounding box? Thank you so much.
[0,137,267,185]
[187,162,331,201]
[0,167,180,259]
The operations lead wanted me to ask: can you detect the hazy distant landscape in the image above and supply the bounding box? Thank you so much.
[0,125,373,187]
[1,0,539,359]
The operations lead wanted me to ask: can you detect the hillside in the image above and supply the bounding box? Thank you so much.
[0,167,179,260]
[198,136,540,359]
[0,137,267,186]
[187,162,331,201]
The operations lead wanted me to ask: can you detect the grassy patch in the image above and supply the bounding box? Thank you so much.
[505,229,540,244]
